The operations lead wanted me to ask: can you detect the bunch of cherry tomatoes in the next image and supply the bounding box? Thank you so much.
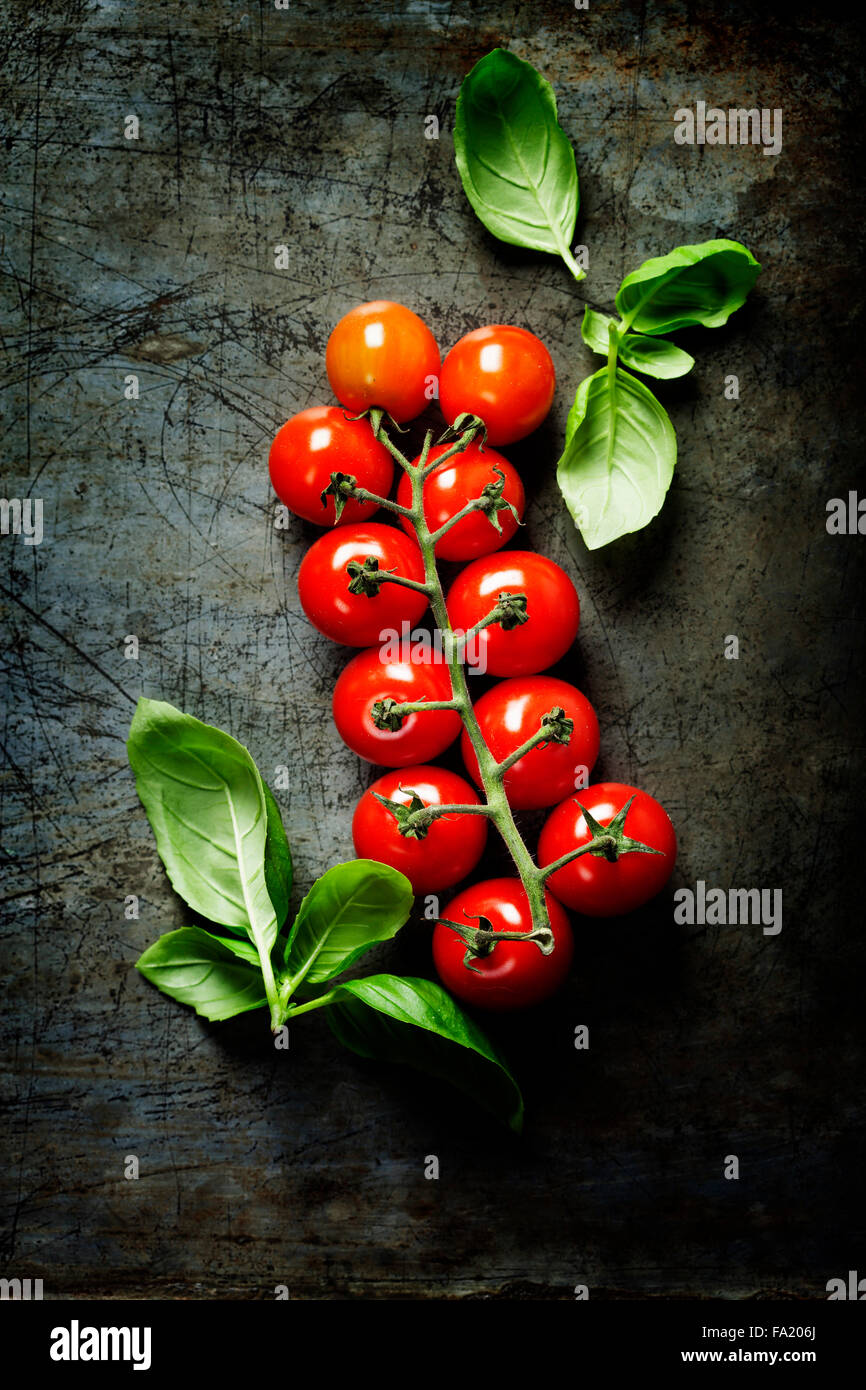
[269,300,677,1012]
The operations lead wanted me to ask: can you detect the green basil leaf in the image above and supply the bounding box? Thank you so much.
[615,238,760,335]
[454,48,578,259]
[580,308,617,356]
[263,783,292,928]
[327,974,524,1133]
[127,698,278,958]
[283,860,413,987]
[136,927,266,1021]
[558,365,677,550]
[581,308,694,380]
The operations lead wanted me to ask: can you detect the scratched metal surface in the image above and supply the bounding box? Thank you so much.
[1,0,864,1299]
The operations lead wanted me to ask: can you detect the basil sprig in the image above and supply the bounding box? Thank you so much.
[129,698,523,1131]
[453,52,761,549]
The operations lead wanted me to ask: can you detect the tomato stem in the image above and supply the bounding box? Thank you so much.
[439,914,555,970]
[537,834,618,878]
[347,559,431,597]
[496,707,575,774]
[352,489,415,519]
[365,417,561,952]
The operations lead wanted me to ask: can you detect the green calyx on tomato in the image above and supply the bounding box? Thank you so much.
[320,470,361,523]
[437,909,555,972]
[571,793,662,863]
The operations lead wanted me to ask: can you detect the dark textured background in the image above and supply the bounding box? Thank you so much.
[1,0,864,1299]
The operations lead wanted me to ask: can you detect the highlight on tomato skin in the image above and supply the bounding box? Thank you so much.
[446,550,580,677]
[352,765,488,894]
[325,300,441,423]
[438,324,556,446]
[538,782,678,917]
[396,442,525,561]
[461,675,600,810]
[332,645,462,768]
[432,877,574,1011]
[268,406,393,527]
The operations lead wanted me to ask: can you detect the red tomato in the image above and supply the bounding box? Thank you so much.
[538,783,677,916]
[352,766,488,893]
[446,550,579,677]
[332,646,461,767]
[432,878,573,1011]
[326,300,441,423]
[462,675,599,810]
[395,443,524,560]
[297,523,428,647]
[268,406,393,526]
[439,325,555,446]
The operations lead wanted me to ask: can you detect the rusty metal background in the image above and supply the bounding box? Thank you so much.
[1,0,864,1299]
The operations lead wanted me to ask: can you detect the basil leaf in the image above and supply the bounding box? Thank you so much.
[263,783,292,928]
[581,308,694,380]
[557,366,677,550]
[580,308,617,357]
[136,927,267,1021]
[127,698,278,957]
[454,48,578,260]
[615,238,760,335]
[327,974,524,1133]
[283,860,413,987]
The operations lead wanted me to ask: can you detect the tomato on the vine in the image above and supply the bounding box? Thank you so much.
[326,300,441,423]
[446,550,579,676]
[461,675,599,810]
[395,443,524,560]
[298,523,428,647]
[269,406,393,527]
[439,325,555,445]
[432,878,573,1011]
[538,783,677,916]
[352,765,488,893]
[332,646,461,767]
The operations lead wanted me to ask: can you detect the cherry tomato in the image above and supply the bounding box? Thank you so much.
[446,550,579,677]
[538,783,677,916]
[326,300,441,423]
[298,523,428,647]
[432,878,573,1011]
[462,675,600,810]
[395,443,524,561]
[333,646,461,767]
[268,406,393,527]
[352,766,488,894]
[439,325,555,446]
